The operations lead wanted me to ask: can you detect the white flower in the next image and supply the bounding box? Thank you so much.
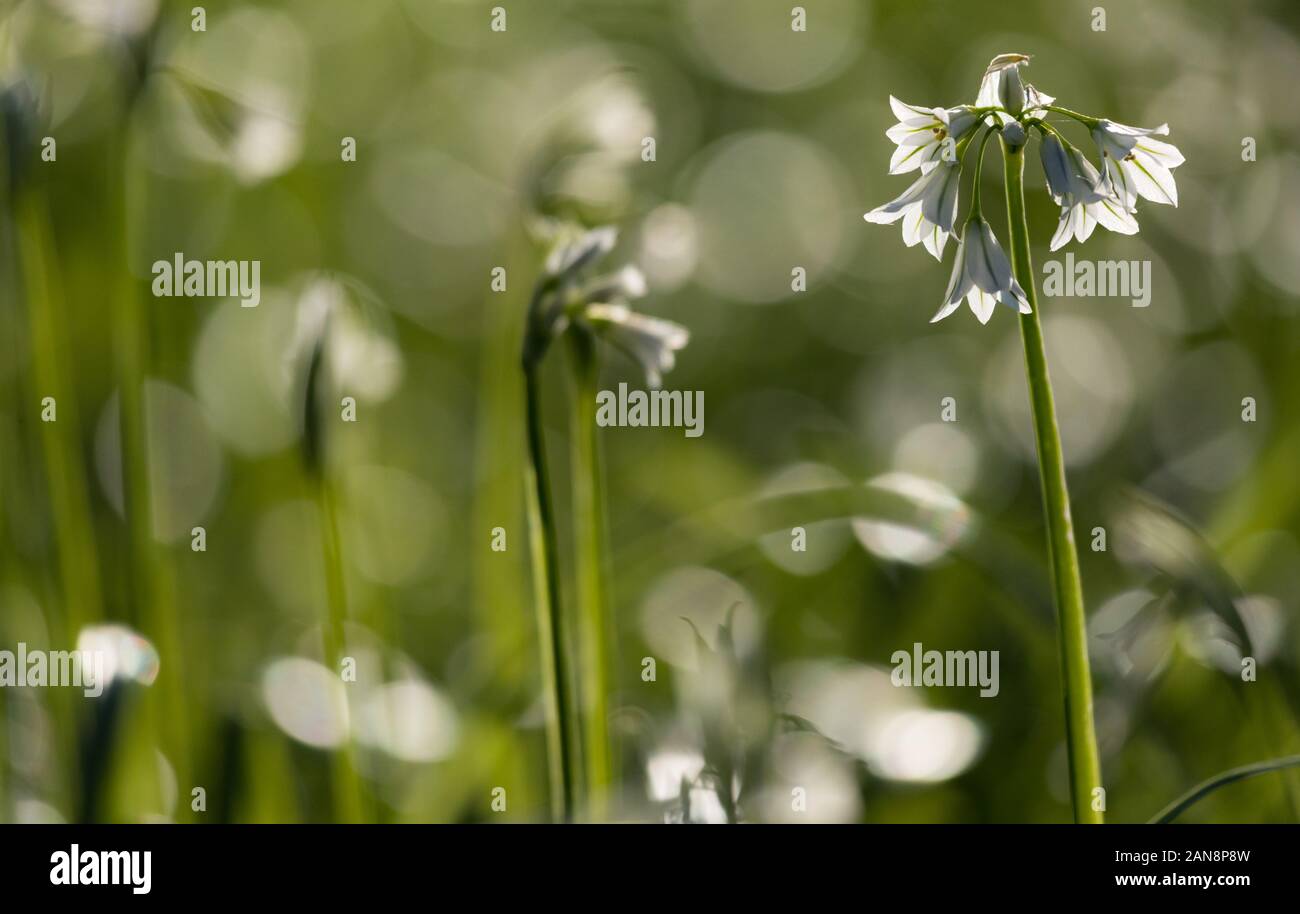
[884,96,977,175]
[1040,132,1137,251]
[1091,119,1184,210]
[976,54,1055,124]
[545,225,618,279]
[580,303,689,388]
[933,218,1031,324]
[577,264,647,304]
[864,161,961,260]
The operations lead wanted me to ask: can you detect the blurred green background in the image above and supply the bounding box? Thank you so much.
[2,0,1299,823]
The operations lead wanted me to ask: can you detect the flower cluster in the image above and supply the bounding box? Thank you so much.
[522,226,689,387]
[865,53,1183,324]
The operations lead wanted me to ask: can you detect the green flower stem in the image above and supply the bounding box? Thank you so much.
[566,328,613,821]
[108,127,196,821]
[969,125,999,217]
[1001,139,1104,824]
[523,364,579,820]
[1042,104,1100,129]
[15,191,102,643]
[315,473,368,824]
[14,188,99,814]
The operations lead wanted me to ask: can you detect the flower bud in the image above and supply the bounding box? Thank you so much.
[1001,121,1026,148]
[1039,132,1072,203]
[998,63,1025,115]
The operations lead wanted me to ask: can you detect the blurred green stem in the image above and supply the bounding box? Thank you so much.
[566,328,612,820]
[1002,139,1103,824]
[108,125,195,821]
[15,191,102,641]
[523,364,577,820]
[315,473,368,824]
[14,188,99,814]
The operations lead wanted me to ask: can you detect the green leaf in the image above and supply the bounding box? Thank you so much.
[1112,489,1253,653]
[1150,755,1300,823]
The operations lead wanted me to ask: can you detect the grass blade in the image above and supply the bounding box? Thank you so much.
[1150,755,1300,824]
[567,328,613,820]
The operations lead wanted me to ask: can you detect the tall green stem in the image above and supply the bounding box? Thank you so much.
[316,475,367,824]
[523,365,578,820]
[14,188,97,814]
[109,123,195,822]
[1001,139,1103,824]
[566,329,613,820]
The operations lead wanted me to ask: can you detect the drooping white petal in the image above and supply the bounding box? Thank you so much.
[865,169,935,222]
[976,221,1016,292]
[920,163,959,232]
[1066,145,1109,203]
[1040,133,1073,203]
[889,95,934,123]
[1005,278,1033,314]
[1134,136,1184,168]
[1100,154,1137,211]
[1089,195,1139,235]
[1097,119,1169,139]
[934,234,971,321]
[1050,207,1073,251]
[1126,156,1178,206]
[1022,83,1055,116]
[921,222,949,260]
[1092,120,1183,208]
[939,107,979,141]
[963,222,999,293]
[889,136,942,175]
[1073,201,1097,243]
[886,120,937,145]
[966,287,998,324]
[901,205,927,248]
[935,165,960,232]
[582,303,689,388]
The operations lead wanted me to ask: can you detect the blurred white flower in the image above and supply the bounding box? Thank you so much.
[76,625,159,689]
[354,679,459,763]
[579,303,689,388]
[544,225,618,280]
[933,218,1031,323]
[645,748,706,802]
[261,657,349,749]
[1092,119,1185,209]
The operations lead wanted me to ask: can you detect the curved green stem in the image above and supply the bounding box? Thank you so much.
[1001,139,1104,824]
[1151,755,1300,824]
[969,125,999,217]
[523,365,579,820]
[1042,104,1101,129]
[566,329,613,820]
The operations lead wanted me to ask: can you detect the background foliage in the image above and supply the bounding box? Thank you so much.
[2,0,1299,823]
